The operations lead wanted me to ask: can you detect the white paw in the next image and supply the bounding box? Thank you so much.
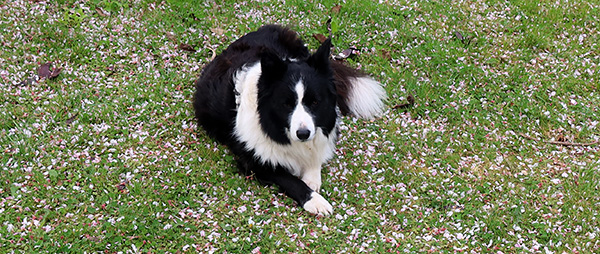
[303,192,333,216]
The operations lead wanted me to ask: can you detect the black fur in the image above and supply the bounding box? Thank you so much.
[193,25,365,212]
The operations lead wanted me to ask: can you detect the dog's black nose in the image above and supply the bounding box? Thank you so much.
[296,129,311,140]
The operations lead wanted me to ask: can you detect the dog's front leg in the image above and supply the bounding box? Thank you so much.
[301,167,322,193]
[254,165,332,216]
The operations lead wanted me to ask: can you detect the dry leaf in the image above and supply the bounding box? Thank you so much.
[178,43,196,52]
[454,31,475,45]
[210,27,225,36]
[38,62,61,80]
[166,32,177,42]
[407,94,415,105]
[18,77,37,86]
[334,48,355,60]
[330,5,341,14]
[95,7,108,17]
[454,31,464,41]
[116,181,129,193]
[49,67,62,79]
[65,112,79,125]
[556,134,567,142]
[312,33,327,43]
[379,49,391,60]
[38,62,52,79]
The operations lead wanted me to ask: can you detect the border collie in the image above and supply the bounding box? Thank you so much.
[193,25,386,215]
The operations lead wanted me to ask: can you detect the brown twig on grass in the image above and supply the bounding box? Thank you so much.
[518,132,599,147]
[392,94,415,110]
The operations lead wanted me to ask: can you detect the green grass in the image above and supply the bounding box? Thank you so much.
[1,0,599,252]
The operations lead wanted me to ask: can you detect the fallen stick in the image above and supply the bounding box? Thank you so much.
[518,132,599,147]
[392,94,415,110]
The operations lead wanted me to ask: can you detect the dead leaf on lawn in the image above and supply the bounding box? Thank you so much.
[18,77,37,86]
[166,32,177,43]
[38,62,62,80]
[334,47,356,60]
[407,94,415,105]
[330,5,341,14]
[116,181,129,193]
[65,112,79,125]
[95,7,108,17]
[454,31,475,45]
[312,33,327,43]
[49,67,62,79]
[454,31,464,41]
[38,62,51,79]
[178,43,196,52]
[379,49,392,61]
[210,27,225,36]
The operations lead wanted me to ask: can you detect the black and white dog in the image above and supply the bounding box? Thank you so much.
[193,25,386,215]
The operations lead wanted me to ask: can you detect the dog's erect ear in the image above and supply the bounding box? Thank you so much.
[308,38,332,74]
[260,49,287,81]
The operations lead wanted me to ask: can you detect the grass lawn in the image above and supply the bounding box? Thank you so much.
[1,0,599,252]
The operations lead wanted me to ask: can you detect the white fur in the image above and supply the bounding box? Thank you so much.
[233,62,337,179]
[303,192,333,216]
[289,81,316,142]
[347,77,387,119]
[301,168,322,192]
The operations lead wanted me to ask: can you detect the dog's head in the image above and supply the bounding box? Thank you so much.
[257,39,337,144]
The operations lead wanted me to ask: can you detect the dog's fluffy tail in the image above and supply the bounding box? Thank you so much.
[332,61,387,119]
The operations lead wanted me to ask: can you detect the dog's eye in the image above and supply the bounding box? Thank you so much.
[308,99,319,109]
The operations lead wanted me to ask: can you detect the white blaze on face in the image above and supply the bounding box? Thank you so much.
[289,81,316,142]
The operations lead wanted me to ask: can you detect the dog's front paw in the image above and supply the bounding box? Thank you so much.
[303,192,333,216]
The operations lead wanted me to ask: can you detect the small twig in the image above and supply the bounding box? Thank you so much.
[106,66,116,77]
[64,112,79,125]
[518,132,599,147]
[392,95,415,110]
